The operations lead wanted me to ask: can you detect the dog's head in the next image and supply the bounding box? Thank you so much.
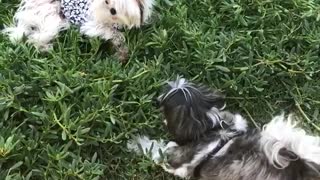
[92,0,154,28]
[156,77,226,145]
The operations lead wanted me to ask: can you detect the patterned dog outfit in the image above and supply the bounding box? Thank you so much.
[60,0,120,30]
[61,0,91,26]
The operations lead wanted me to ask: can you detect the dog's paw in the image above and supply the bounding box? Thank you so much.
[165,141,178,150]
[38,44,53,52]
[116,46,129,64]
[161,162,174,173]
[161,162,190,179]
[26,39,53,52]
[163,141,179,162]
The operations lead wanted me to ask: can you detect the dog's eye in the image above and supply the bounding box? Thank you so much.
[110,8,117,15]
[105,0,109,4]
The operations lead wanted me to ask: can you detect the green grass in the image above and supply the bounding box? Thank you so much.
[0,0,320,179]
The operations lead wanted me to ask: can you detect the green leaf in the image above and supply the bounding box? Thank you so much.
[110,115,116,125]
[79,128,91,135]
[62,131,67,141]
[3,110,9,121]
[91,152,97,163]
[30,112,48,118]
[254,86,264,92]
[215,65,231,72]
[9,161,23,171]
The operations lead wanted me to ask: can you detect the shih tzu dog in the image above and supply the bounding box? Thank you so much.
[3,0,154,63]
[128,77,320,180]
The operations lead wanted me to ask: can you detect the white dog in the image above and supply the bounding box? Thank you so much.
[3,0,154,63]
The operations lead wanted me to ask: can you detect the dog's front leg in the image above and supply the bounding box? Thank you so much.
[110,30,129,64]
[161,141,195,179]
[80,23,128,64]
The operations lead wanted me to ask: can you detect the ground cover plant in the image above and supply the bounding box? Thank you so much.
[0,0,320,179]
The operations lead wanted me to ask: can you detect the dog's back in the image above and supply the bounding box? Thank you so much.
[197,115,320,180]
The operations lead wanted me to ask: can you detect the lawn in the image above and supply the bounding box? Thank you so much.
[0,0,320,179]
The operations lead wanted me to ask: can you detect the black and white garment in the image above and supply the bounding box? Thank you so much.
[60,0,121,30]
[61,0,90,26]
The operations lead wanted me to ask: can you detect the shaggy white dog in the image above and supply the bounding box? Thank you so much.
[3,0,154,63]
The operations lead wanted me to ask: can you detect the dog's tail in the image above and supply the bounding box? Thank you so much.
[261,113,320,171]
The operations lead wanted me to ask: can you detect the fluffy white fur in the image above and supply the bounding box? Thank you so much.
[3,0,154,54]
[127,135,166,164]
[261,113,320,169]
[206,109,221,128]
[160,78,192,102]
[91,0,154,28]
[3,0,69,50]
[233,114,248,132]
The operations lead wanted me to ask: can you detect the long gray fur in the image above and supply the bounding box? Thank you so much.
[156,77,320,180]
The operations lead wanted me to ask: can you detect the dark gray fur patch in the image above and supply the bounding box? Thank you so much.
[159,80,225,145]
[198,130,318,180]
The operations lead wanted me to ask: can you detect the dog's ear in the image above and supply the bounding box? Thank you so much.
[195,84,226,110]
[164,105,210,145]
[134,0,154,24]
[135,0,144,24]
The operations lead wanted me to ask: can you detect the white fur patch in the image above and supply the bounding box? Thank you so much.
[165,140,220,178]
[206,108,221,127]
[261,114,320,169]
[163,78,192,102]
[165,141,178,149]
[91,0,154,28]
[127,135,166,163]
[168,78,188,89]
[3,0,69,50]
[141,0,155,23]
[163,119,168,125]
[215,139,235,156]
[233,114,248,132]
[80,21,114,40]
[219,102,227,110]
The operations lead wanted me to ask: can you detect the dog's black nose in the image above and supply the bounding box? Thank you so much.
[110,8,117,15]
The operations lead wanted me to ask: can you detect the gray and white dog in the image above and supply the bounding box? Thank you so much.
[128,77,320,180]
